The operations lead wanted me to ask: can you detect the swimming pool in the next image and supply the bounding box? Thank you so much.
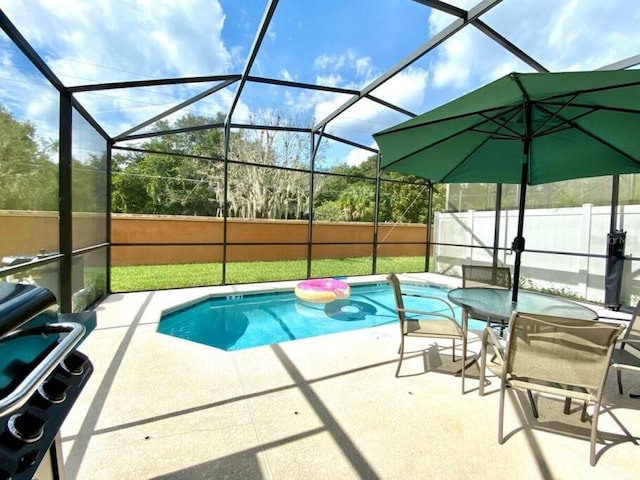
[158,282,478,351]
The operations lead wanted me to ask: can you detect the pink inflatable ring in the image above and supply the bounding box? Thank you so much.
[294,278,351,304]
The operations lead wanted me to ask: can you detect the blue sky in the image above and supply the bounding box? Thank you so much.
[1,0,639,166]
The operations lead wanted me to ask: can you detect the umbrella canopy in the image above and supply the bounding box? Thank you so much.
[373,70,640,300]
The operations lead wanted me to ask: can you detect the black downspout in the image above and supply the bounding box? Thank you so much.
[610,175,620,233]
[493,183,502,269]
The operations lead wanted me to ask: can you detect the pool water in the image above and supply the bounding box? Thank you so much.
[158,282,480,351]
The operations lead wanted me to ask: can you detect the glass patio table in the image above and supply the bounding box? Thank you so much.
[447,287,598,331]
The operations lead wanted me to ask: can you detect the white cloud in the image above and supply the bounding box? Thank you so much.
[430,28,475,89]
[314,54,334,70]
[312,49,375,84]
[540,0,640,70]
[315,74,343,88]
[313,67,430,144]
[428,6,512,91]
[354,57,373,79]
[280,69,294,82]
[426,0,640,95]
[0,0,238,136]
[2,0,639,146]
[345,146,375,166]
[306,52,429,145]
[273,49,425,145]
[4,0,233,83]
[372,67,429,111]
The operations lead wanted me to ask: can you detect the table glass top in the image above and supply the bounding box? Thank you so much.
[447,287,597,321]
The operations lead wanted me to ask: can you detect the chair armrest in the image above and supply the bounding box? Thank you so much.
[398,307,457,323]
[598,315,631,323]
[400,293,456,317]
[617,338,640,349]
[612,342,640,370]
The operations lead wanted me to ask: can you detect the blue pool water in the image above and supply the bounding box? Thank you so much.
[158,282,480,351]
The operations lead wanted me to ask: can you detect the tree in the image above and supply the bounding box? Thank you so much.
[0,105,59,210]
[226,110,321,219]
[313,156,376,221]
[338,182,376,221]
[313,154,439,224]
[111,111,322,219]
[109,110,438,223]
[111,115,225,215]
[379,176,430,223]
[72,152,108,213]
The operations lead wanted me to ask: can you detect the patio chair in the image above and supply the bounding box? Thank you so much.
[494,312,624,466]
[479,325,538,417]
[609,301,640,397]
[386,273,469,393]
[462,265,512,334]
[461,264,512,289]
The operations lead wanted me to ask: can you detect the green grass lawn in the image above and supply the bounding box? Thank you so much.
[110,256,429,292]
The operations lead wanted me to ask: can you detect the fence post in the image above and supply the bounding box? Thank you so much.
[466,210,475,263]
[578,203,593,298]
[433,211,440,272]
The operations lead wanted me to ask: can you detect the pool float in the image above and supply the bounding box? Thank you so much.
[324,299,377,321]
[294,278,351,304]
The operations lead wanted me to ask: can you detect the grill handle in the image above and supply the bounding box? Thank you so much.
[0,322,86,417]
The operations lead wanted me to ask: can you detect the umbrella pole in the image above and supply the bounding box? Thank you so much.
[512,163,528,302]
[512,96,533,303]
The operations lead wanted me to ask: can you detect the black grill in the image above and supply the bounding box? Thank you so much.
[0,282,94,480]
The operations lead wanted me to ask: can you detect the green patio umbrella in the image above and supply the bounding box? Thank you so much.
[373,70,640,301]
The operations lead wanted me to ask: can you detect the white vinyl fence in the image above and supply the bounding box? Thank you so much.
[433,204,640,306]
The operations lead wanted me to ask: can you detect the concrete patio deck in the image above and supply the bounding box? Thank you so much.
[60,274,639,479]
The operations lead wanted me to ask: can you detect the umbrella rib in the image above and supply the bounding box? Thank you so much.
[529,96,593,138]
[378,72,640,181]
[376,75,640,139]
[527,92,580,137]
[543,100,640,116]
[531,106,607,138]
[477,108,524,138]
[536,104,640,166]
[520,74,640,137]
[375,104,521,137]
[439,134,497,181]
[528,79,640,137]
[381,107,521,173]
[530,93,640,166]
[539,79,640,103]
